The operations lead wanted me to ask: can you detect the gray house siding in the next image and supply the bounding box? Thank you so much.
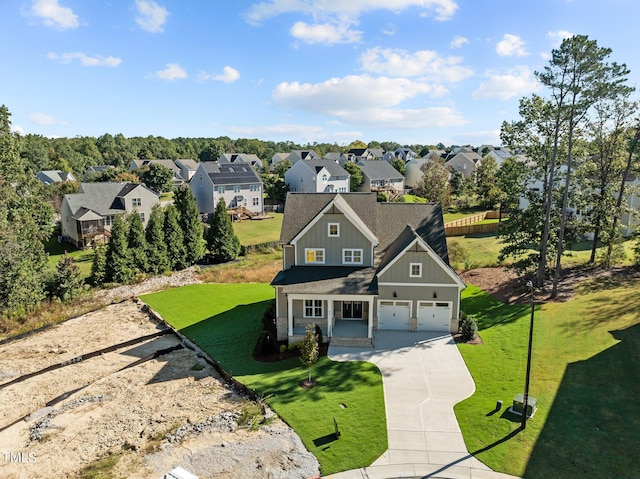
[377,284,460,322]
[294,213,373,266]
[190,167,216,214]
[283,245,295,269]
[378,249,458,285]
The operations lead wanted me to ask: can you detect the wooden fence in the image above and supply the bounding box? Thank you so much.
[444,210,503,237]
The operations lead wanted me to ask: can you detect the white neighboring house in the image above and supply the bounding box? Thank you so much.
[190,162,264,215]
[285,159,350,193]
[60,182,159,249]
[621,173,640,236]
[174,159,199,182]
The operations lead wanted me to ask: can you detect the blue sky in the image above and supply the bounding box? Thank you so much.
[2,0,639,147]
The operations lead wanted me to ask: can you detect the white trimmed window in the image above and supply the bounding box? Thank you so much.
[343,249,363,264]
[139,212,145,223]
[132,197,142,207]
[328,223,340,237]
[304,299,323,318]
[410,263,422,277]
[305,248,325,264]
[234,185,241,193]
[253,197,259,206]
[217,185,225,193]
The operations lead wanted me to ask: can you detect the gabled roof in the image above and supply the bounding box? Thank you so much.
[271,266,377,294]
[66,182,158,218]
[175,159,199,170]
[446,151,482,165]
[130,159,181,174]
[357,159,404,181]
[197,162,262,186]
[37,170,76,184]
[293,159,349,177]
[280,193,449,264]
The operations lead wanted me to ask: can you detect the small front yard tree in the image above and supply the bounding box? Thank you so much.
[206,198,241,262]
[300,324,319,386]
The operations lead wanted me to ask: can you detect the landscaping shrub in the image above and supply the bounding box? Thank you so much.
[460,315,478,341]
[314,323,323,345]
[256,330,278,356]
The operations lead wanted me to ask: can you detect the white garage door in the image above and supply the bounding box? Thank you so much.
[417,301,451,332]
[377,301,411,330]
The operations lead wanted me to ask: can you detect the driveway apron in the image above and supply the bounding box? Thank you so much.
[327,331,520,479]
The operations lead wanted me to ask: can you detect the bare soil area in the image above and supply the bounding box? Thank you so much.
[0,300,319,479]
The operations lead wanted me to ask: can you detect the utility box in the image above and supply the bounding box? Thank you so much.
[512,394,537,418]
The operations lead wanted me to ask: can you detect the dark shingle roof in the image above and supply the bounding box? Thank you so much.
[66,182,157,218]
[357,159,404,181]
[280,193,448,264]
[271,266,377,294]
[199,162,262,186]
[300,159,349,177]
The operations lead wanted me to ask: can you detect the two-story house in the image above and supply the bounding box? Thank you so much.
[60,182,159,248]
[271,193,465,346]
[445,151,483,179]
[36,170,76,185]
[356,160,405,197]
[285,159,350,193]
[190,162,264,215]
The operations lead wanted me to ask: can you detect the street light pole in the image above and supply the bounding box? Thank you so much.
[522,280,535,429]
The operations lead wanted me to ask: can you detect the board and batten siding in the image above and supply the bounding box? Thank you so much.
[294,212,373,266]
[378,246,457,285]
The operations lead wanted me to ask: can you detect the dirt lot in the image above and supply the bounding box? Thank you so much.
[0,300,319,479]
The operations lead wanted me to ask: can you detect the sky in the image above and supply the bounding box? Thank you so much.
[2,0,640,147]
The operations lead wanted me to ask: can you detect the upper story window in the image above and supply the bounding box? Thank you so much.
[250,184,260,192]
[253,197,259,206]
[305,248,325,264]
[217,186,225,193]
[343,249,363,265]
[132,197,142,207]
[322,174,328,183]
[328,223,340,237]
[234,185,241,193]
[410,263,422,278]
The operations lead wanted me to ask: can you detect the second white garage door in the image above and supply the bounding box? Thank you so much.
[377,301,411,330]
[417,301,451,332]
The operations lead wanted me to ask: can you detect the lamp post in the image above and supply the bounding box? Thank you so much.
[522,280,535,429]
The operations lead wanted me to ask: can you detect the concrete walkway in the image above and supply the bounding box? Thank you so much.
[325,331,520,479]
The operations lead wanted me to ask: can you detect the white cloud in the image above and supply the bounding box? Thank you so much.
[273,74,441,113]
[290,21,362,44]
[359,47,473,83]
[382,23,396,36]
[547,30,573,47]
[228,124,324,138]
[11,124,26,135]
[27,0,79,29]
[29,112,65,125]
[155,63,187,81]
[199,66,241,83]
[47,52,122,67]
[135,0,169,33]
[272,74,467,129]
[449,35,468,49]
[496,33,527,57]
[472,66,539,100]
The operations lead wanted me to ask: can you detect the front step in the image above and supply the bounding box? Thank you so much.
[329,336,374,348]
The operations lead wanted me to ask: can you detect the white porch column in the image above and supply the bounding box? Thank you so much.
[367,297,373,339]
[327,300,333,338]
[287,295,293,337]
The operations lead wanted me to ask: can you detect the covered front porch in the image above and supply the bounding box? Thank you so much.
[287,294,375,347]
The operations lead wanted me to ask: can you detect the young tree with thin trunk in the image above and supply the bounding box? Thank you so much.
[300,324,319,385]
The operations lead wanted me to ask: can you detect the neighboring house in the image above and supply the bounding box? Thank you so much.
[621,173,640,237]
[219,153,263,172]
[287,149,322,165]
[129,159,185,187]
[285,159,350,194]
[83,165,115,181]
[324,152,342,162]
[356,160,405,196]
[404,158,432,190]
[271,152,290,168]
[480,146,514,167]
[60,182,159,248]
[395,148,418,162]
[190,162,264,215]
[445,151,483,179]
[175,159,199,182]
[271,193,465,345]
[347,148,378,161]
[36,170,76,185]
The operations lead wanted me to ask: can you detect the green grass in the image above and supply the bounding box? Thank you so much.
[140,283,387,476]
[403,194,426,203]
[455,275,640,478]
[44,234,95,279]
[232,212,283,246]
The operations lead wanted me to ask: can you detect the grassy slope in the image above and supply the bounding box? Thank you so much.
[140,283,387,476]
[44,234,95,279]
[232,212,283,246]
[456,274,640,478]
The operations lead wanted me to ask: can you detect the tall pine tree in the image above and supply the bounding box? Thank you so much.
[164,205,187,270]
[145,205,170,274]
[206,198,241,262]
[174,187,204,265]
[105,214,133,283]
[127,211,148,273]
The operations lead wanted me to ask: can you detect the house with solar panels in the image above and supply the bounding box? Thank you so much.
[190,162,264,215]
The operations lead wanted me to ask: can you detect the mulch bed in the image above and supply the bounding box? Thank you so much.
[452,332,483,345]
[254,342,329,363]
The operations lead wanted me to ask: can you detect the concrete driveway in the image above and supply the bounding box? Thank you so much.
[326,331,519,479]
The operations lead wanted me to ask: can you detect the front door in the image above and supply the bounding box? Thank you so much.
[342,301,363,319]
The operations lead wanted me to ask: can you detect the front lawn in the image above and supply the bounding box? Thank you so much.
[140,283,387,476]
[455,274,640,478]
[44,234,95,279]
[232,212,283,246]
